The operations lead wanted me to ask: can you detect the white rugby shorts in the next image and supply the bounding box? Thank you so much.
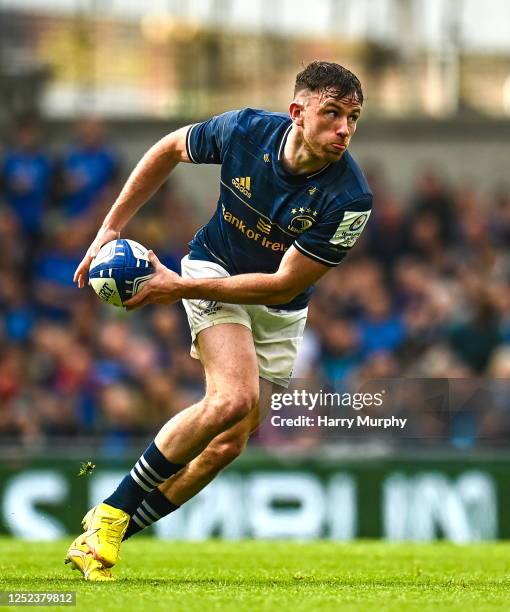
[181,256,308,388]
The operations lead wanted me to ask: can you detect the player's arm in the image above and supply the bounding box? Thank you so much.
[124,245,330,309]
[73,125,192,288]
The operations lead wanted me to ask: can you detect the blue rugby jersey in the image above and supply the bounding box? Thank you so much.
[2,150,53,235]
[186,108,372,310]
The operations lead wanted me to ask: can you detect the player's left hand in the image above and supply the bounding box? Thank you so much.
[124,251,183,310]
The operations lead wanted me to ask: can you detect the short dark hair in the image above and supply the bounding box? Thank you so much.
[294,61,363,105]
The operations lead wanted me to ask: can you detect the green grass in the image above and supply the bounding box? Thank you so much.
[1,538,510,611]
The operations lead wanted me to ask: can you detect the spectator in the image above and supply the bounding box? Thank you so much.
[357,289,405,357]
[59,116,120,220]
[33,223,85,319]
[0,116,54,245]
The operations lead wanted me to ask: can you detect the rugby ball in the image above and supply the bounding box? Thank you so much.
[89,239,154,307]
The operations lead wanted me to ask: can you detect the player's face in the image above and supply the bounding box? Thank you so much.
[300,91,361,162]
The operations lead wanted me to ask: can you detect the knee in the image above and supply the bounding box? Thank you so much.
[206,435,247,471]
[204,390,258,430]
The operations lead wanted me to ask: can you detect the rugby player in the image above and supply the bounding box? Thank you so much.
[65,61,372,580]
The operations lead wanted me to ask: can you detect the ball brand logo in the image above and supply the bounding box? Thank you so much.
[98,282,115,302]
[232,177,252,199]
[349,214,368,231]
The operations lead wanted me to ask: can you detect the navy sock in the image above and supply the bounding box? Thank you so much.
[104,441,184,515]
[123,488,180,540]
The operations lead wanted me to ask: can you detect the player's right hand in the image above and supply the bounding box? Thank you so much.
[73,227,120,288]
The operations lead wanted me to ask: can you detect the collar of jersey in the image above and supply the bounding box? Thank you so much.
[273,122,335,186]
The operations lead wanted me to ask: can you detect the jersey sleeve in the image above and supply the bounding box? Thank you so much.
[293,197,372,266]
[186,110,241,164]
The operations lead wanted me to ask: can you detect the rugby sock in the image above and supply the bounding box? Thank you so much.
[103,441,184,515]
[123,489,180,540]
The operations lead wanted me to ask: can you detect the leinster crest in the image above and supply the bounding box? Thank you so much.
[288,208,318,234]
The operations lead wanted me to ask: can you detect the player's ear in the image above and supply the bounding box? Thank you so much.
[289,101,304,127]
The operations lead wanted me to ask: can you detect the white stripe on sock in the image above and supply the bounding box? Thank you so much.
[140,455,165,482]
[142,500,161,521]
[134,462,160,488]
[132,514,147,528]
[130,468,152,492]
[137,508,154,525]
[132,465,154,490]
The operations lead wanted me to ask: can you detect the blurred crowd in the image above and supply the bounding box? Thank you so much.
[1,116,510,453]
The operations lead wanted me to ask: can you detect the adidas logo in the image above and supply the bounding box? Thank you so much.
[232,177,252,198]
[256,218,271,234]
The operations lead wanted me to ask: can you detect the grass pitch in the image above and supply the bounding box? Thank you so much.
[1,538,510,611]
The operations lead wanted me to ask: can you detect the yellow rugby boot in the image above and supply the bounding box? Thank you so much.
[64,535,114,581]
[81,503,130,568]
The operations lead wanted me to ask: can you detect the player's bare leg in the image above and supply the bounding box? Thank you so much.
[122,336,275,539]
[154,323,261,463]
[158,378,272,504]
[75,322,261,569]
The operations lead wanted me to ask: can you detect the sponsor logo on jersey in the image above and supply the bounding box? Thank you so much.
[330,210,372,247]
[263,153,271,163]
[257,218,272,234]
[232,177,252,198]
[221,204,288,253]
